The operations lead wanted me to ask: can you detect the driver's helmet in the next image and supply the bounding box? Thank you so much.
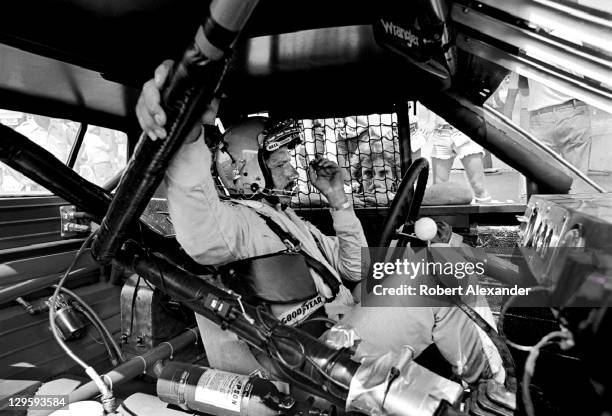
[215,117,302,199]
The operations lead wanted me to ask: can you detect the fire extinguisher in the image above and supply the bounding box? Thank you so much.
[157,362,335,416]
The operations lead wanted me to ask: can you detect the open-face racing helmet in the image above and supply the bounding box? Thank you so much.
[215,117,302,200]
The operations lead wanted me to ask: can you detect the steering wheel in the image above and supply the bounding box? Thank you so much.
[376,157,429,247]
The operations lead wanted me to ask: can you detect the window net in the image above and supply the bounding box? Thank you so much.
[290,114,402,210]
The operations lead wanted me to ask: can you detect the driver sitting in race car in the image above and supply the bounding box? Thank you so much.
[136,60,505,385]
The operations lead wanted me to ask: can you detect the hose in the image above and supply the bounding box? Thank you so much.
[54,285,125,363]
[48,233,113,406]
[75,303,119,366]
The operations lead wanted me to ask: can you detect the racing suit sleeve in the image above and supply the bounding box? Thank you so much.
[305,208,368,282]
[165,134,283,265]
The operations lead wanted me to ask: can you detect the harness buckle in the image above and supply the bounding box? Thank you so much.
[283,238,301,252]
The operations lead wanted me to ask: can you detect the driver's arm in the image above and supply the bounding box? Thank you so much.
[304,208,368,282]
[137,60,277,265]
[165,135,274,265]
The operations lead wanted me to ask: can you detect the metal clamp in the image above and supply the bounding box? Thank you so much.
[136,355,147,374]
[231,291,255,325]
[161,341,174,360]
[187,327,200,345]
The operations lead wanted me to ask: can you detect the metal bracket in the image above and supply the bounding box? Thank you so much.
[59,205,91,238]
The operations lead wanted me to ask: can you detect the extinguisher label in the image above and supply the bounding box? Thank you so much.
[194,369,249,413]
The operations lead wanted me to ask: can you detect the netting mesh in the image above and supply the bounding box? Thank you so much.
[289,114,402,210]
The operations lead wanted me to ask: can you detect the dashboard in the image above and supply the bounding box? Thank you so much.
[520,193,612,297]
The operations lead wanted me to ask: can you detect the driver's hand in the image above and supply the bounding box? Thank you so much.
[136,60,173,141]
[308,155,348,209]
[136,59,220,142]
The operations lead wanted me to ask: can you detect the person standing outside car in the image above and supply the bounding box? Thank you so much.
[417,104,494,204]
[136,60,506,386]
[523,0,593,194]
[527,80,592,193]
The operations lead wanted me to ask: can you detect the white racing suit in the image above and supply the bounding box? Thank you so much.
[165,134,505,385]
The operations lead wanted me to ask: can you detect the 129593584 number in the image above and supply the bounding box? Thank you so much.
[2,395,69,410]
